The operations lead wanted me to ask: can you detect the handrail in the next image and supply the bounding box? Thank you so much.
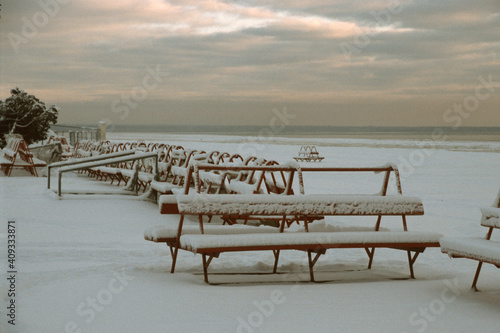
[55,151,159,197]
[47,150,136,189]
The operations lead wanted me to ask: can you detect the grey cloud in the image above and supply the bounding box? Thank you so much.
[0,0,498,127]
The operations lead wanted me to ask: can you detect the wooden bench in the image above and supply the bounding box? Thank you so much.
[150,148,205,199]
[147,164,442,284]
[440,194,500,291]
[1,137,46,176]
[177,193,440,283]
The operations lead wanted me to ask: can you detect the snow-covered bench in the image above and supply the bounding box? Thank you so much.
[176,193,441,283]
[150,149,207,201]
[440,195,500,291]
[147,163,442,283]
[1,137,46,176]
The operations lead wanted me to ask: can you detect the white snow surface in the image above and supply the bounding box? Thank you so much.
[1,134,500,332]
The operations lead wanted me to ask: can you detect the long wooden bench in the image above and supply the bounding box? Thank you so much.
[440,194,500,291]
[147,164,442,284]
[177,193,440,283]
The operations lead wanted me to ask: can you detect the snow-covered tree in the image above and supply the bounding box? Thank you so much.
[0,88,59,148]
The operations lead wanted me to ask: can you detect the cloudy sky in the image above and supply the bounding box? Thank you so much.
[1,0,499,128]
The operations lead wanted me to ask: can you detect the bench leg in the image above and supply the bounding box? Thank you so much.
[471,261,483,292]
[169,244,178,274]
[202,254,216,284]
[366,248,375,269]
[307,250,325,282]
[6,165,13,177]
[307,250,316,282]
[407,251,419,279]
[202,255,209,283]
[273,250,280,273]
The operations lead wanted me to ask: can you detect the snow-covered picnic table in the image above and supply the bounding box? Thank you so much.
[146,163,443,283]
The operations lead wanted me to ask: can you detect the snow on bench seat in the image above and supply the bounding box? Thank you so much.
[176,194,424,216]
[144,221,392,243]
[94,166,121,175]
[440,199,500,291]
[144,224,281,242]
[440,237,500,266]
[151,181,182,194]
[180,231,442,253]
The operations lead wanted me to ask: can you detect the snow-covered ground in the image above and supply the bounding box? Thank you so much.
[1,134,500,333]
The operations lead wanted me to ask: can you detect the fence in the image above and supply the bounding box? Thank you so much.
[50,124,102,146]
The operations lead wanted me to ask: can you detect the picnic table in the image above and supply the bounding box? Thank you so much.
[146,163,442,283]
[293,146,324,162]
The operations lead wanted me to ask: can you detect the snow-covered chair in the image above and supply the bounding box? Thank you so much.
[0,136,46,176]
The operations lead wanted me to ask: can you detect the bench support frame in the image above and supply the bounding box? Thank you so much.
[193,243,431,284]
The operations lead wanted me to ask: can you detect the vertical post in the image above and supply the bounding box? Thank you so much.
[98,121,106,141]
[69,131,75,146]
[58,171,62,197]
[47,165,51,189]
[154,153,159,181]
[285,169,295,195]
[380,169,391,196]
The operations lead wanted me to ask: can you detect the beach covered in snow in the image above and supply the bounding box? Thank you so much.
[1,134,500,333]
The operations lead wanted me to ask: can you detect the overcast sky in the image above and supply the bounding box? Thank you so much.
[1,0,499,128]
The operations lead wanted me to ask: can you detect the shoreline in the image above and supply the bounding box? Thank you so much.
[106,132,500,153]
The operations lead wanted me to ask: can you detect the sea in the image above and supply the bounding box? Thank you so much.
[103,125,500,142]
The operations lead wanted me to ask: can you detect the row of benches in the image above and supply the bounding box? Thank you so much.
[49,141,281,199]
[48,139,499,288]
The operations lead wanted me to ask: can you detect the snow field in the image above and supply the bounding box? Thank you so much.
[1,135,500,332]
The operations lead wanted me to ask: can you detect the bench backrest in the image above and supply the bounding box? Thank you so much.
[3,138,34,161]
[480,189,500,229]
